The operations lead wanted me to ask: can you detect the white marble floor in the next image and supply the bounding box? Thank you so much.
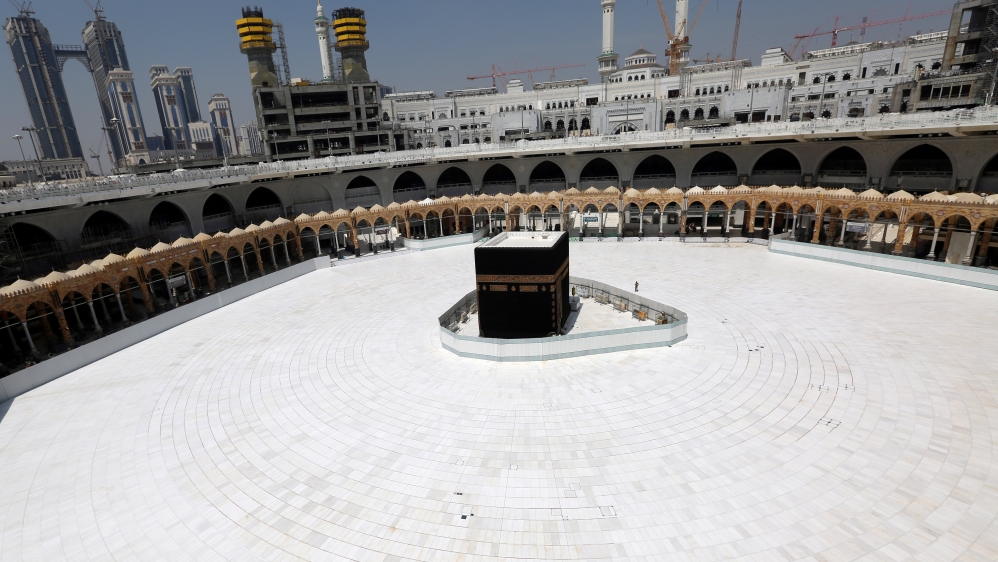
[1,243,997,561]
[453,296,645,337]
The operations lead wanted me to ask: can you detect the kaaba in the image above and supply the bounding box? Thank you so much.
[475,231,570,339]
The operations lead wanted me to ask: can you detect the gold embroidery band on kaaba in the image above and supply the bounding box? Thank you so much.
[476,258,568,284]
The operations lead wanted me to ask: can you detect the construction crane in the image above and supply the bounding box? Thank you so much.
[788,27,820,59]
[794,7,952,49]
[730,0,743,61]
[467,63,585,92]
[656,0,709,75]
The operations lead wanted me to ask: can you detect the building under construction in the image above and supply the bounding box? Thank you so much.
[384,0,997,150]
[236,4,392,159]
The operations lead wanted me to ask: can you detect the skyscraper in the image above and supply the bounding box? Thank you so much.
[150,65,191,152]
[82,5,138,163]
[106,69,150,165]
[208,94,239,158]
[4,7,83,160]
[173,67,201,123]
[332,7,371,83]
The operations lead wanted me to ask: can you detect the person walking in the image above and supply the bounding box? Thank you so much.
[634,281,639,292]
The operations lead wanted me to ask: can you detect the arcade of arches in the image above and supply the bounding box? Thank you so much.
[1,184,997,373]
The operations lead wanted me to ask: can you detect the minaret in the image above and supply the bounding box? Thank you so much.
[597,0,619,83]
[315,0,334,81]
[675,0,691,70]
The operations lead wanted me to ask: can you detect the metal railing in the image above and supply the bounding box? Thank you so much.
[3,108,997,209]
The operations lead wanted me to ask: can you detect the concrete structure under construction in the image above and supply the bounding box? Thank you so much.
[384,1,996,152]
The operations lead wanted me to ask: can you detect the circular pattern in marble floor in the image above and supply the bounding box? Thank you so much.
[1,243,997,561]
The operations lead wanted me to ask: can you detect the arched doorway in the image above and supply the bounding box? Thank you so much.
[436,167,473,197]
[149,201,191,240]
[751,149,802,186]
[202,194,235,233]
[482,164,517,195]
[633,155,677,188]
[345,176,380,209]
[81,210,131,251]
[245,187,283,223]
[691,152,738,186]
[2,223,61,280]
[977,153,998,193]
[579,158,620,189]
[292,182,333,215]
[393,171,426,202]
[889,145,954,193]
[817,147,867,189]
[529,161,566,191]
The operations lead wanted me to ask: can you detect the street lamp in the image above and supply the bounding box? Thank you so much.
[20,126,43,181]
[12,134,32,186]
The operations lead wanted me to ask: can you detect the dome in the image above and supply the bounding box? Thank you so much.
[386,202,401,209]
[529,191,544,198]
[351,207,367,215]
[193,233,213,242]
[229,227,246,236]
[686,186,706,195]
[331,208,350,217]
[603,186,620,194]
[89,259,106,268]
[70,264,100,277]
[784,185,805,193]
[986,194,998,205]
[126,247,151,259]
[151,241,173,252]
[103,253,125,265]
[0,278,39,296]
[212,231,228,238]
[951,192,983,203]
[919,191,949,202]
[40,270,71,284]
[583,187,601,194]
[313,211,331,219]
[295,213,312,222]
[244,224,261,232]
[273,217,291,225]
[548,191,561,198]
[644,187,661,194]
[171,237,194,248]
[259,220,275,229]
[857,189,885,200]
[564,187,581,195]
[885,190,915,201]
[731,185,751,194]
[664,187,683,195]
[708,186,728,194]
[623,188,641,197]
[832,188,855,197]
[460,194,475,200]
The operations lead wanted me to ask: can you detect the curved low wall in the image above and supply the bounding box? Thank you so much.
[439,277,688,362]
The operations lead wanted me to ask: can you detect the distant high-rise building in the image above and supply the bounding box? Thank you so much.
[188,121,217,159]
[208,94,239,158]
[4,7,83,160]
[236,7,278,88]
[173,67,201,123]
[150,65,191,151]
[239,121,262,156]
[82,5,144,164]
[106,69,150,165]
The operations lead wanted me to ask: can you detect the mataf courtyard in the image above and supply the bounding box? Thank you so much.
[1,242,996,561]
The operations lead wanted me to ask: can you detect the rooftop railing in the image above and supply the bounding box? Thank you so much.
[2,108,997,209]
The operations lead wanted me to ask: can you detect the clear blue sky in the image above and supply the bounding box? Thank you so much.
[1,0,952,164]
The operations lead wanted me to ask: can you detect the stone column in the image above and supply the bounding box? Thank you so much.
[811,213,823,243]
[961,229,979,266]
[139,281,155,313]
[863,218,874,250]
[87,300,103,334]
[762,209,771,238]
[54,309,72,343]
[314,235,322,256]
[255,247,265,273]
[975,220,995,265]
[893,221,908,255]
[115,292,127,322]
[240,254,249,281]
[270,245,279,269]
[283,241,291,265]
[70,300,84,330]
[789,212,799,241]
[5,319,21,352]
[438,215,444,236]
[746,207,756,238]
[98,295,112,323]
[927,227,940,259]
[21,322,36,354]
[839,219,848,246]
[223,259,233,285]
[186,272,197,300]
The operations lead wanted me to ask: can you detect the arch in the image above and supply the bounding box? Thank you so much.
[750,148,802,185]
[346,175,377,191]
[202,193,235,233]
[3,222,58,260]
[482,163,517,195]
[680,109,690,120]
[149,201,192,238]
[691,151,738,185]
[82,210,131,240]
[436,167,473,197]
[579,157,619,188]
[529,160,566,189]
[292,182,333,214]
[708,106,719,119]
[393,171,426,202]
[245,186,282,210]
[633,155,677,188]
[694,108,705,120]
[888,144,954,193]
[977,152,998,193]
[665,110,676,124]
[817,147,867,188]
